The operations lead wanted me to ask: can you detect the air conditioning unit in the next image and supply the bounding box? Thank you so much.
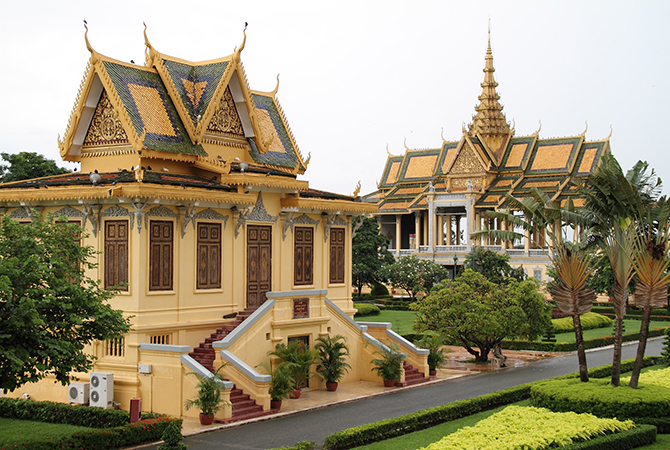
[89,372,114,408]
[68,382,89,404]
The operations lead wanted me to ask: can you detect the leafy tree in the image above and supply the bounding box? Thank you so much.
[0,152,70,183]
[352,218,394,297]
[464,247,525,284]
[412,270,550,362]
[380,255,449,301]
[0,212,131,392]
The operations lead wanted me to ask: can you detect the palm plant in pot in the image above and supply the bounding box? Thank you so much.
[314,334,351,391]
[371,343,404,387]
[418,334,449,376]
[263,361,295,410]
[268,341,318,398]
[184,365,229,425]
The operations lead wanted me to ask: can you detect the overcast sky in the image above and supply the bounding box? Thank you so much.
[1,1,668,196]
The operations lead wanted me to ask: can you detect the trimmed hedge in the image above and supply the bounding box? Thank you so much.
[322,384,531,449]
[5,416,182,450]
[268,442,316,450]
[504,327,669,352]
[353,303,381,317]
[561,424,657,450]
[530,377,670,419]
[0,398,179,450]
[552,313,612,333]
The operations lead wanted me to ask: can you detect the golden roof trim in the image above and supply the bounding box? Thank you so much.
[220,172,308,190]
[109,185,255,204]
[281,197,378,214]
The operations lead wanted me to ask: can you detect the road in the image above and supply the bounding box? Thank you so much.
[148,339,663,450]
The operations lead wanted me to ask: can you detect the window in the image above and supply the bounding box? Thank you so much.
[150,220,173,291]
[104,220,129,291]
[294,227,313,285]
[149,334,171,345]
[534,267,543,282]
[104,338,125,357]
[197,222,221,289]
[329,228,345,284]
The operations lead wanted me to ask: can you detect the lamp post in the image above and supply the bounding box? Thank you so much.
[453,253,459,280]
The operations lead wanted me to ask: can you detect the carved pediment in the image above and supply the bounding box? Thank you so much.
[205,86,245,138]
[82,90,129,148]
[450,142,485,175]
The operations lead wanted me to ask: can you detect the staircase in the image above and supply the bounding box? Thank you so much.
[190,308,277,423]
[395,361,435,387]
[189,308,256,372]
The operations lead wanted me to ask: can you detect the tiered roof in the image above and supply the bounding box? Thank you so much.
[365,33,610,213]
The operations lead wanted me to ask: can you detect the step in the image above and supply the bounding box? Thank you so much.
[216,408,276,424]
[231,398,258,409]
[231,404,264,416]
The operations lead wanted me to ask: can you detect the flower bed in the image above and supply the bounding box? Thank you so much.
[420,405,634,450]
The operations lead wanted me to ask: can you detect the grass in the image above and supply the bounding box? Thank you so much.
[355,310,418,335]
[0,417,93,447]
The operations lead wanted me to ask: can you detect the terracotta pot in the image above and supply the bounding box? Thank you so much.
[289,389,302,399]
[326,381,339,391]
[383,379,396,387]
[429,370,437,376]
[270,399,282,410]
[199,413,214,425]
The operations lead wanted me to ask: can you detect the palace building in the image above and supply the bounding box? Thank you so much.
[363,33,610,281]
[0,26,433,420]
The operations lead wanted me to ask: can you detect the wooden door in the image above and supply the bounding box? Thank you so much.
[247,225,272,308]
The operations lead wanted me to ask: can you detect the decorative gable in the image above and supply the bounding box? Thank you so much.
[449,141,486,174]
[205,86,245,138]
[82,89,129,148]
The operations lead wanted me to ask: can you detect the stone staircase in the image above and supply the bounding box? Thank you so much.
[189,308,277,423]
[395,361,435,387]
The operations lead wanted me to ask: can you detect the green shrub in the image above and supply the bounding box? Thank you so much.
[322,384,531,449]
[353,303,381,317]
[504,328,669,352]
[0,398,134,428]
[268,442,316,450]
[552,312,613,333]
[370,283,389,296]
[561,425,656,450]
[530,378,670,419]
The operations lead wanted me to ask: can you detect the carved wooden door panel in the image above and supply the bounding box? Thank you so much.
[247,225,272,308]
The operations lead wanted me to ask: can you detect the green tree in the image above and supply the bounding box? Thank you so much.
[0,152,70,183]
[0,212,131,392]
[412,270,550,362]
[464,247,525,285]
[380,255,449,301]
[352,218,394,297]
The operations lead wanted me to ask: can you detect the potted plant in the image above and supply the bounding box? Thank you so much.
[184,365,229,425]
[268,341,318,398]
[264,361,294,410]
[418,334,449,376]
[371,343,405,387]
[314,334,351,391]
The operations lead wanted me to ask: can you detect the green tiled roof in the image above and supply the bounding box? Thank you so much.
[102,61,207,156]
[162,59,229,126]
[249,94,300,169]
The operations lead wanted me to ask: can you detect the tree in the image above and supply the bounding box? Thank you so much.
[412,270,550,362]
[0,212,131,392]
[380,255,449,301]
[464,247,525,285]
[0,152,70,183]
[352,218,394,297]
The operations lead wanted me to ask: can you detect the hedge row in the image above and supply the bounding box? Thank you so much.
[597,312,670,322]
[322,384,531,449]
[503,327,668,352]
[591,306,669,316]
[353,303,381,317]
[267,442,316,450]
[5,416,182,450]
[552,313,612,333]
[561,425,657,450]
[321,356,662,450]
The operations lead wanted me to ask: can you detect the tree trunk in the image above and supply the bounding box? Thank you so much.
[573,314,589,382]
[611,315,624,386]
[629,305,652,389]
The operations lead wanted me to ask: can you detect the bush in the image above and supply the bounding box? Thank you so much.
[530,378,670,419]
[504,328,669,352]
[561,425,656,450]
[353,303,381,317]
[268,442,316,450]
[552,312,612,333]
[0,398,135,428]
[370,283,389,296]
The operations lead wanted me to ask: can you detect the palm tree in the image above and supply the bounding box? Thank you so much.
[474,189,596,381]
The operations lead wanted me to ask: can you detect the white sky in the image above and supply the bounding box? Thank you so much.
[1,1,668,196]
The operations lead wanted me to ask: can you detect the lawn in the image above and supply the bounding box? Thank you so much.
[0,417,93,447]
[355,311,669,343]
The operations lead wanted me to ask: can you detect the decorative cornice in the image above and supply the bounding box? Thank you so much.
[247,192,277,223]
[324,214,347,242]
[281,212,319,241]
[280,196,378,214]
[52,205,85,219]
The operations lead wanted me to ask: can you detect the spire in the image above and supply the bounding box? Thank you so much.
[467,25,511,158]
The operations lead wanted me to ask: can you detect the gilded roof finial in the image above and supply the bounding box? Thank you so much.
[533,120,542,136]
[606,125,613,140]
[234,22,248,63]
[353,180,361,197]
[403,138,410,151]
[271,74,280,96]
[441,127,447,144]
[143,22,156,67]
[581,121,588,136]
[83,21,99,63]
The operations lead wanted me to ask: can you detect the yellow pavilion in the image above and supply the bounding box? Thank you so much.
[0,26,433,420]
[363,32,610,281]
